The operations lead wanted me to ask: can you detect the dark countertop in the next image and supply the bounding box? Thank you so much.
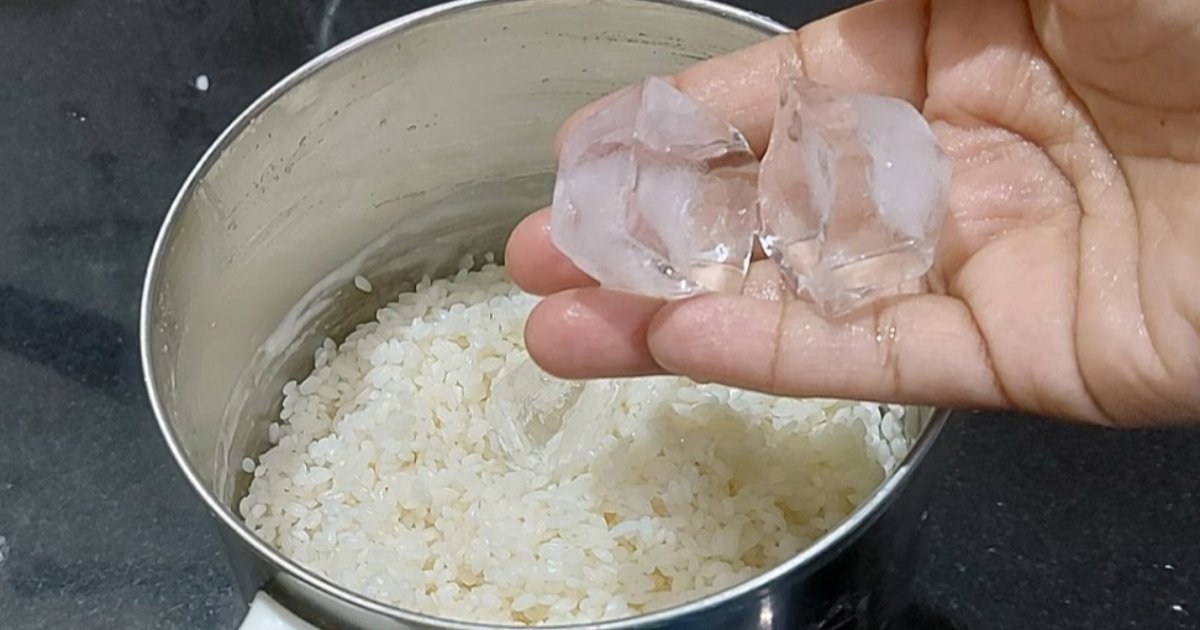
[0,1,1196,628]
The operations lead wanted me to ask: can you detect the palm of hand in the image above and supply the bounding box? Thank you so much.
[920,0,1199,424]
[506,0,1200,426]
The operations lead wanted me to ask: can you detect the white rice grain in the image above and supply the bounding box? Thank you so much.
[353,274,373,293]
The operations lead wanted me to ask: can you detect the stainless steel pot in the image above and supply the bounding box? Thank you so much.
[140,0,949,628]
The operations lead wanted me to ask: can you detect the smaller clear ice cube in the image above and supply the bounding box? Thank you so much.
[486,359,620,477]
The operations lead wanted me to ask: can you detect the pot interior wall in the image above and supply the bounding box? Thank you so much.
[144,0,788,512]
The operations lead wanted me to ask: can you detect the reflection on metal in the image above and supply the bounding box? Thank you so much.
[316,0,344,52]
[757,596,775,629]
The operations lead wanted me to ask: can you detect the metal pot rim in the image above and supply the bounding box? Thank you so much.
[139,0,950,627]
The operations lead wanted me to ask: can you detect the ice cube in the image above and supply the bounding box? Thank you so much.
[551,77,759,298]
[757,68,950,316]
[486,359,584,462]
[486,359,621,477]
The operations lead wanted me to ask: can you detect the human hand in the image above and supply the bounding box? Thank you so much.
[505,0,1200,427]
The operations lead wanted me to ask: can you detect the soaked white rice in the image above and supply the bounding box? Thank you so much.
[240,260,910,625]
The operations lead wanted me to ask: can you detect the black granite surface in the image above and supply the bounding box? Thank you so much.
[0,0,1197,628]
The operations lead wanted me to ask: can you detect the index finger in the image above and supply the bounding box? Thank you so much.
[556,0,930,156]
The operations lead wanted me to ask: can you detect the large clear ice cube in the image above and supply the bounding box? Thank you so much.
[758,70,950,316]
[551,77,759,298]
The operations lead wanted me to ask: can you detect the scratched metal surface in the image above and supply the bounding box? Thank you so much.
[0,1,1196,629]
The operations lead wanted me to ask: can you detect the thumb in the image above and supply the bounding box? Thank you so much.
[646,293,1009,410]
